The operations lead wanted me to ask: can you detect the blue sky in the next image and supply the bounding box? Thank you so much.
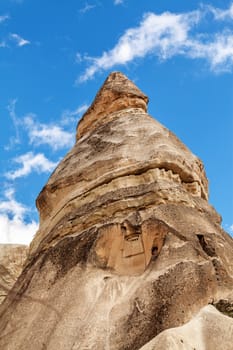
[0,0,232,244]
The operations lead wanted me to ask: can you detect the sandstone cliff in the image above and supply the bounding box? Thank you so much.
[0,244,27,304]
[0,72,232,350]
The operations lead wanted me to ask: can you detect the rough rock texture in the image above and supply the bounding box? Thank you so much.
[76,71,149,139]
[140,305,233,350]
[0,72,232,350]
[0,244,27,304]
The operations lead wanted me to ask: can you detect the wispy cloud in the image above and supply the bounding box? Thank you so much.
[61,104,89,126]
[10,33,30,47]
[79,3,96,14]
[114,0,124,5]
[7,99,19,134]
[78,3,233,82]
[23,115,74,150]
[0,14,10,23]
[0,188,38,244]
[78,10,199,81]
[0,16,31,49]
[224,223,233,236]
[206,3,233,20]
[5,101,81,151]
[186,32,233,72]
[0,188,27,219]
[5,99,21,149]
[76,52,83,63]
[5,152,58,180]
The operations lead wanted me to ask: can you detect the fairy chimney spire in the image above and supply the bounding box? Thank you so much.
[76,72,149,139]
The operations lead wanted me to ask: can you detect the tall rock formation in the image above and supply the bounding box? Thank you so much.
[0,72,232,350]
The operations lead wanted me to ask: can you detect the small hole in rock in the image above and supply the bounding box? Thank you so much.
[121,225,127,233]
[151,246,158,256]
[104,276,111,281]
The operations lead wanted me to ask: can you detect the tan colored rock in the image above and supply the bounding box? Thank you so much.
[76,71,148,139]
[0,244,27,304]
[94,216,167,275]
[140,305,233,350]
[0,72,232,350]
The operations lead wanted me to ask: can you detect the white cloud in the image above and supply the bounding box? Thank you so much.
[5,102,75,151]
[76,52,83,63]
[23,115,74,150]
[73,104,89,115]
[187,32,233,72]
[5,152,58,180]
[0,15,10,23]
[0,188,26,219]
[0,16,31,49]
[0,215,37,244]
[207,3,233,20]
[78,4,233,82]
[78,10,199,82]
[0,188,38,244]
[61,104,89,126]
[10,33,30,47]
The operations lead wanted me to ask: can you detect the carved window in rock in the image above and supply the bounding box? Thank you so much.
[121,223,144,258]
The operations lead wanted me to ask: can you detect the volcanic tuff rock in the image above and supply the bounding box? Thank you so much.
[0,72,233,350]
[140,305,233,350]
[0,244,27,304]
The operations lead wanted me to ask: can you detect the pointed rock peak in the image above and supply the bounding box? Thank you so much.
[76,72,149,140]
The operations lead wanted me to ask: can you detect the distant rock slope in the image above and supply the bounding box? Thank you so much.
[0,72,232,350]
[0,244,27,304]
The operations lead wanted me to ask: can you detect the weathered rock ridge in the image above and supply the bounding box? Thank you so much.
[0,72,232,350]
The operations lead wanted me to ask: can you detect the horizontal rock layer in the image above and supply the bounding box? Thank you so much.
[34,108,209,257]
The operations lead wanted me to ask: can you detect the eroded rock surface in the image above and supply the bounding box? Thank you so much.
[0,72,232,350]
[140,305,233,350]
[76,71,148,139]
[0,244,27,304]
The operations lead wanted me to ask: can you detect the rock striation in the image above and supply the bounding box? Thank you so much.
[0,72,233,350]
[0,244,27,304]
